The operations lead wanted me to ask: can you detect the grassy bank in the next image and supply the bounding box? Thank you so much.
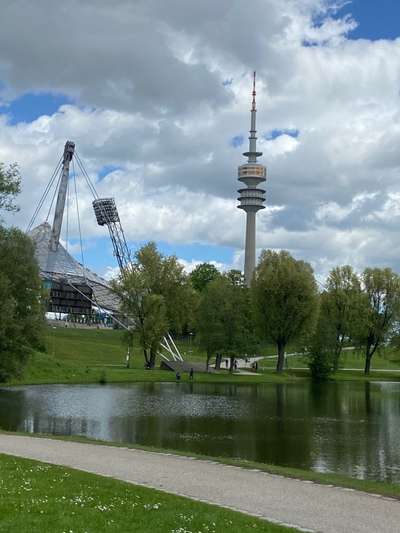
[5,326,400,386]
[7,326,306,386]
[0,453,295,533]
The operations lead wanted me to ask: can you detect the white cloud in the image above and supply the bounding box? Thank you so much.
[178,258,230,274]
[315,192,379,223]
[103,266,120,281]
[2,0,400,278]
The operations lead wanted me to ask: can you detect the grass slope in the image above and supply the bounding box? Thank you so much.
[6,326,400,386]
[0,453,295,533]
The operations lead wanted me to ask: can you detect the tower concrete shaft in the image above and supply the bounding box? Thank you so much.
[237,72,267,287]
[244,210,256,284]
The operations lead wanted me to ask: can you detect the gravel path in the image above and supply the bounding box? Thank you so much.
[1,434,399,533]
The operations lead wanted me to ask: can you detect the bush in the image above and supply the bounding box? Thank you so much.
[308,348,333,381]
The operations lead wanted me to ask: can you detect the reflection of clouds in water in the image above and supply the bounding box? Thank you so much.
[12,384,250,420]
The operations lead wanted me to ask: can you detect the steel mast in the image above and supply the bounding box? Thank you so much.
[49,141,75,251]
[92,198,131,273]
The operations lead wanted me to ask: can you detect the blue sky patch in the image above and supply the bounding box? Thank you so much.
[0,91,72,125]
[230,135,244,148]
[97,165,123,180]
[265,129,299,140]
[338,0,400,41]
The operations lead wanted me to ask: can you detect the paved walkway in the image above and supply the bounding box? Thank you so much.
[1,434,399,533]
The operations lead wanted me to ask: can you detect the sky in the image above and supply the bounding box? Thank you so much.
[1,0,400,281]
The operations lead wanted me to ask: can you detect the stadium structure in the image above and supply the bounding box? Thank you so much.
[26,141,184,364]
[27,141,122,318]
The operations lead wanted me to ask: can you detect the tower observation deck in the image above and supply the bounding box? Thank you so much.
[237,72,267,287]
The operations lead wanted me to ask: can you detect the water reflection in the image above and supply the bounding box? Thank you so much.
[1,381,399,483]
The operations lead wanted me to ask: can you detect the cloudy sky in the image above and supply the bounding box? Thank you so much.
[1,0,400,280]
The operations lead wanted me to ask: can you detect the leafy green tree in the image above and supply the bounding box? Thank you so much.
[0,163,20,216]
[307,295,336,381]
[189,262,220,292]
[322,266,363,370]
[0,227,44,381]
[253,250,319,373]
[196,275,257,371]
[113,242,193,368]
[356,268,400,375]
[225,269,245,287]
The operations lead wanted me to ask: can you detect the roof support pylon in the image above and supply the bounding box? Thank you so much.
[49,141,75,252]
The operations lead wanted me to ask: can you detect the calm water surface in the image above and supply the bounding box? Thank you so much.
[0,381,399,483]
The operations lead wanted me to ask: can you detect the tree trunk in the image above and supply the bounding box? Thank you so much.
[333,335,344,372]
[144,348,150,368]
[230,356,235,373]
[148,349,157,369]
[206,350,211,372]
[364,343,372,375]
[276,341,286,373]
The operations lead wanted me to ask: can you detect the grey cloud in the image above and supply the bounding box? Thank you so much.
[0,0,230,115]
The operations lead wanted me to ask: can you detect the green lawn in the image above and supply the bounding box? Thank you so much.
[6,326,400,386]
[45,326,207,367]
[260,349,400,371]
[0,453,295,533]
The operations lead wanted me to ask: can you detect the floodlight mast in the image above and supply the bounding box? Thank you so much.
[93,196,183,363]
[49,141,75,252]
[93,198,132,274]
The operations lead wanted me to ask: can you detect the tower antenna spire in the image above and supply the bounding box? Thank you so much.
[252,70,256,111]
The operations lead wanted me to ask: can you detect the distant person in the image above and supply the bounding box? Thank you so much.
[254,361,258,372]
[176,371,181,382]
[225,359,228,369]
[234,360,238,371]
[189,368,194,381]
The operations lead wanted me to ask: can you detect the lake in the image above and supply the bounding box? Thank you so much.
[1,380,399,483]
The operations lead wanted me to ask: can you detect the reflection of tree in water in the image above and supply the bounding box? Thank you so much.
[308,381,400,482]
[0,389,27,430]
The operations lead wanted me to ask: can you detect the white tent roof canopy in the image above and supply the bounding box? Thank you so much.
[29,222,119,312]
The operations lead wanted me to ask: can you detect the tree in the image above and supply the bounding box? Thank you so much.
[0,163,21,216]
[0,227,44,381]
[189,262,220,292]
[321,266,363,371]
[113,242,193,368]
[196,275,257,371]
[307,296,336,381]
[225,269,245,287]
[253,250,319,373]
[356,268,400,375]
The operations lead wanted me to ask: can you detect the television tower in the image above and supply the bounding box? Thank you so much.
[237,72,266,287]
